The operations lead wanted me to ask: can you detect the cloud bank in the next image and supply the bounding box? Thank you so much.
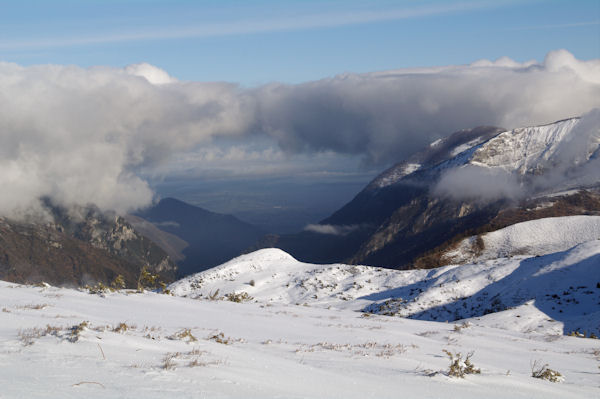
[0,49,598,218]
[433,166,525,203]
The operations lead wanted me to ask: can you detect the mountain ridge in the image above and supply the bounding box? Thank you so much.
[260,113,600,269]
[135,197,265,276]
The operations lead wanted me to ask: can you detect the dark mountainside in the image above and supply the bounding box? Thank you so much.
[0,205,176,287]
[135,198,265,276]
[257,126,505,266]
[260,119,600,269]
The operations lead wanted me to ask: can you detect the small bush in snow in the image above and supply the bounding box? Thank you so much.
[208,332,232,345]
[168,328,198,343]
[113,322,136,333]
[163,352,180,370]
[531,360,563,382]
[568,330,598,339]
[138,267,170,294]
[69,321,89,342]
[225,292,253,303]
[84,282,110,295]
[18,325,61,346]
[207,289,221,300]
[443,350,480,378]
[110,274,126,290]
[453,322,471,333]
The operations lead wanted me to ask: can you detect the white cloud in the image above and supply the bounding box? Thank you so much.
[0,61,253,217]
[125,63,177,85]
[304,224,360,235]
[433,165,524,202]
[0,49,598,219]
[255,49,600,164]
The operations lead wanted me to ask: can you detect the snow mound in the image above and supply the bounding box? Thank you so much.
[444,215,600,263]
[171,237,600,336]
[170,249,415,309]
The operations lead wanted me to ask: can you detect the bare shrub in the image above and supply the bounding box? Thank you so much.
[531,360,563,382]
[110,274,126,290]
[225,292,253,303]
[207,289,221,300]
[17,303,49,310]
[168,328,198,342]
[69,321,89,342]
[443,350,481,378]
[208,332,231,345]
[138,267,170,294]
[113,322,136,333]
[163,352,180,370]
[18,325,65,346]
[453,321,472,333]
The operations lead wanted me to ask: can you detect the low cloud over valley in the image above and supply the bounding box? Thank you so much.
[0,49,598,218]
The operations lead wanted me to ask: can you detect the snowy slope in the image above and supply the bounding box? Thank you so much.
[371,116,596,189]
[2,279,600,398]
[171,239,600,336]
[443,215,600,263]
[370,126,502,188]
[365,240,600,336]
[470,118,584,174]
[169,248,414,309]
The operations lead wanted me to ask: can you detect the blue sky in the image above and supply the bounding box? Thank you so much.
[1,0,598,86]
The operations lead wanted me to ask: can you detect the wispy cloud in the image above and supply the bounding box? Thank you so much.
[0,1,508,50]
[507,20,600,31]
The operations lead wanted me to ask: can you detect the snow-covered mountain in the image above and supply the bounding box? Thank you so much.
[369,125,503,189]
[2,215,599,398]
[172,218,600,336]
[265,112,600,268]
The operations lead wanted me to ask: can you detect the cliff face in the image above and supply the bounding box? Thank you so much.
[0,206,177,287]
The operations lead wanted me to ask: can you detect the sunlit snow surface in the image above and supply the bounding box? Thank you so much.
[2,235,599,397]
[444,215,600,263]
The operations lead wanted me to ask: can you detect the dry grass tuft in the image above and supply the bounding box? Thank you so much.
[443,350,481,378]
[531,360,563,382]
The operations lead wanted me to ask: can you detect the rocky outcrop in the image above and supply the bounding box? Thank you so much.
[0,205,177,287]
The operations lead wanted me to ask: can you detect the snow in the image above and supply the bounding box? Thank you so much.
[2,269,599,398]
[470,118,583,174]
[430,138,443,147]
[450,138,486,157]
[170,239,600,336]
[374,162,422,188]
[2,221,600,397]
[444,216,600,263]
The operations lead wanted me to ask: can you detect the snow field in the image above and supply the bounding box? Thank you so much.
[1,281,599,398]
